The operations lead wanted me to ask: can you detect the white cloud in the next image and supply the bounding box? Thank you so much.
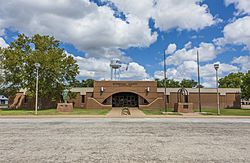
[154,62,239,87]
[225,0,250,15]
[155,61,198,81]
[217,2,250,50]
[165,43,177,54]
[158,41,223,87]
[104,0,154,20]
[200,63,239,87]
[184,41,192,49]
[164,42,217,66]
[0,0,216,58]
[0,0,157,59]
[0,37,8,48]
[107,0,216,31]
[0,0,218,81]
[222,16,250,49]
[152,0,216,31]
[120,62,150,80]
[66,52,150,80]
[232,55,250,72]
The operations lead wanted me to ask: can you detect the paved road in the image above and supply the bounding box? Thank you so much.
[0,118,250,163]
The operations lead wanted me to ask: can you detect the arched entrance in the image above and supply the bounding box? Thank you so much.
[112,92,138,107]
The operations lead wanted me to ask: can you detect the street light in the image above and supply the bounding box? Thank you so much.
[34,63,41,115]
[214,63,220,115]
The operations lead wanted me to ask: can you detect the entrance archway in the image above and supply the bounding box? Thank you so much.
[112,92,138,107]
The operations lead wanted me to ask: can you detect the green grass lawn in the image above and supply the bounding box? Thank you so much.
[0,108,111,116]
[196,108,250,116]
[140,108,175,115]
[140,108,250,116]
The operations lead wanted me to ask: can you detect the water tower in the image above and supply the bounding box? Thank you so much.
[110,58,122,80]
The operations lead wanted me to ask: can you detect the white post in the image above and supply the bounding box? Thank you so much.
[35,68,38,115]
[214,63,220,115]
[216,69,220,115]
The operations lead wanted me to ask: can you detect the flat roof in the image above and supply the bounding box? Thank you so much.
[157,88,241,95]
[70,87,93,95]
[71,87,241,95]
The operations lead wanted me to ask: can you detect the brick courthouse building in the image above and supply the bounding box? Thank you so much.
[9,81,241,109]
[68,81,241,109]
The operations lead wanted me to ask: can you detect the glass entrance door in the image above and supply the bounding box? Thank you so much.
[112,92,138,107]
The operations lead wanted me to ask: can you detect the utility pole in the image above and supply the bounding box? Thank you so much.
[197,50,201,112]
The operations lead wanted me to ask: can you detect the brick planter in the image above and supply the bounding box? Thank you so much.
[57,103,73,112]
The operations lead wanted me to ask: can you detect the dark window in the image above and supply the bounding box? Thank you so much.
[1,100,5,104]
[184,95,188,103]
[81,95,85,103]
[165,95,170,103]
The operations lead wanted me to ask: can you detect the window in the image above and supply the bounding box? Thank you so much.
[81,95,85,103]
[165,95,170,103]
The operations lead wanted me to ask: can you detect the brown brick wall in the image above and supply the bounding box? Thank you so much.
[9,95,58,109]
[68,92,86,108]
[8,81,241,110]
[93,81,159,104]
[169,92,241,109]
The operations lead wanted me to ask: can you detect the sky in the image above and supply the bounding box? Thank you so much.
[0,0,250,87]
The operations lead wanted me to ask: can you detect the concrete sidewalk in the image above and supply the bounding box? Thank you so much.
[106,107,146,118]
[1,110,250,118]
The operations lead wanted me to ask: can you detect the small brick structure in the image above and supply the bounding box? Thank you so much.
[57,103,73,112]
[174,103,194,113]
[174,88,194,113]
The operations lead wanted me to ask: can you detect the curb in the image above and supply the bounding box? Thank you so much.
[1,115,250,118]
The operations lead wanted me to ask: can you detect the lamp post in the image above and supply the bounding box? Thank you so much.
[34,63,41,115]
[164,49,168,112]
[214,63,220,115]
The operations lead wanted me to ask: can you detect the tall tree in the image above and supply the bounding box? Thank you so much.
[180,79,198,88]
[2,34,79,99]
[219,72,244,88]
[155,78,180,88]
[242,70,250,100]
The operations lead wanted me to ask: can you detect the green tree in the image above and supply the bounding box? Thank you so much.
[219,72,244,88]
[83,79,94,87]
[2,34,79,100]
[242,70,250,100]
[180,79,198,88]
[155,78,162,87]
[71,79,94,87]
[155,78,180,88]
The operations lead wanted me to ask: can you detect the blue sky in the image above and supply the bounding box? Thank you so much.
[0,0,249,87]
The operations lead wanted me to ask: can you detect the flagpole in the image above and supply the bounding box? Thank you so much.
[164,49,168,112]
[197,50,201,112]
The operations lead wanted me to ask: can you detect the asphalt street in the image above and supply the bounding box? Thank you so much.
[0,118,250,163]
